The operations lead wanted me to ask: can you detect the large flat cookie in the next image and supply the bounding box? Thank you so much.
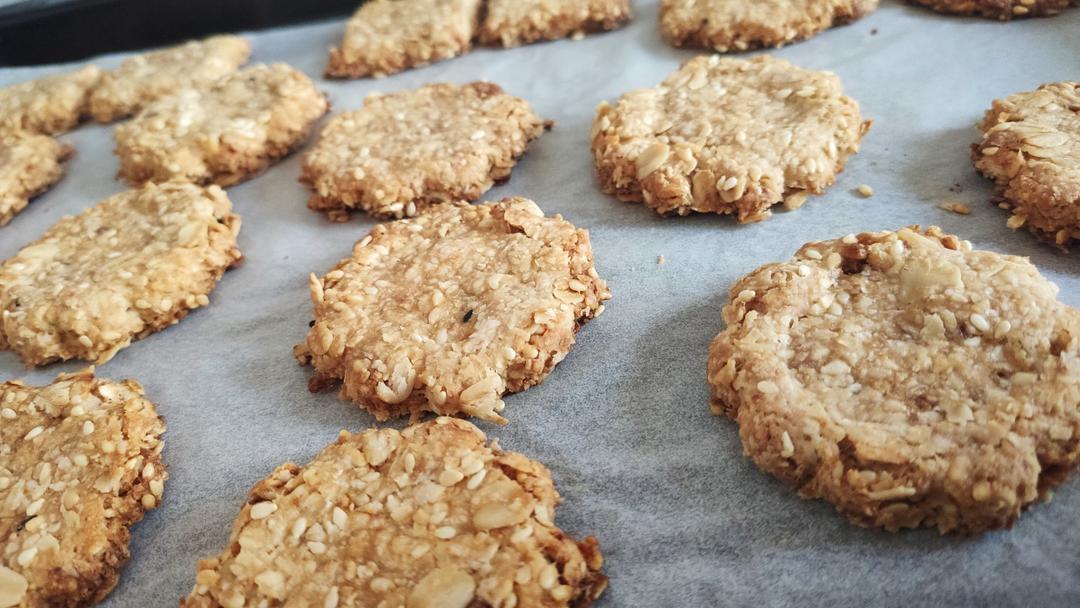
[660,0,878,52]
[0,132,73,227]
[181,418,606,607]
[114,63,328,186]
[0,370,166,607]
[910,0,1075,19]
[302,82,548,221]
[972,81,1080,248]
[478,0,633,47]
[295,198,610,423]
[592,55,870,222]
[707,227,1080,533]
[0,182,242,366]
[326,0,482,78]
[0,66,101,135]
[89,35,251,123]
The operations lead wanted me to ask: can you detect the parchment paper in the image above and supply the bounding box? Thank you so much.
[2,2,1079,606]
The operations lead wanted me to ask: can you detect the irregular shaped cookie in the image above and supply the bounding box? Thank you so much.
[0,181,242,366]
[326,0,482,78]
[89,34,251,123]
[972,81,1080,248]
[0,66,101,135]
[181,418,606,607]
[592,55,870,222]
[0,132,73,226]
[114,63,328,186]
[295,198,609,423]
[660,0,878,52]
[302,82,548,221]
[478,0,633,47]
[910,0,1074,20]
[0,369,166,607]
[707,227,1080,534]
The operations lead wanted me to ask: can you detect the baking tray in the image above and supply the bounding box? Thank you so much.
[1,1,1078,606]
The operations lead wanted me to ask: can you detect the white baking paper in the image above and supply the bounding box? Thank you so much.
[1,2,1079,606]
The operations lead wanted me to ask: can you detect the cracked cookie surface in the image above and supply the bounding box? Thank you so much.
[707,227,1080,534]
[0,66,101,135]
[0,369,166,607]
[295,198,609,423]
[0,181,242,366]
[660,0,878,52]
[910,0,1075,19]
[302,82,548,221]
[592,55,869,222]
[326,0,481,78]
[972,81,1080,248]
[478,0,632,47]
[181,418,606,608]
[0,132,73,227]
[89,35,250,123]
[114,63,328,186]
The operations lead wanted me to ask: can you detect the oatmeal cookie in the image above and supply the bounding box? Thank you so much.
[972,81,1080,248]
[114,63,328,187]
[295,198,610,423]
[0,369,166,607]
[707,227,1080,533]
[326,0,482,78]
[660,0,878,52]
[592,55,870,222]
[0,132,73,227]
[0,181,242,366]
[478,0,632,47]
[89,34,251,123]
[0,66,101,135]
[910,0,1075,19]
[181,418,606,607]
[301,82,548,221]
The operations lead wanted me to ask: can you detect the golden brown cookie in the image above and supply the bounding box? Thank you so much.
[0,181,242,366]
[181,418,606,608]
[326,0,482,78]
[592,55,870,222]
[0,66,101,135]
[114,63,328,187]
[0,369,166,607]
[0,131,73,227]
[972,81,1080,248]
[295,198,610,424]
[707,227,1080,534]
[910,0,1075,19]
[478,0,633,47]
[89,34,251,123]
[660,0,878,52]
[301,82,548,221]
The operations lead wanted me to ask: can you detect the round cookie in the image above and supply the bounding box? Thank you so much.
[114,63,328,187]
[89,34,251,123]
[0,181,242,366]
[972,81,1080,248]
[707,227,1080,533]
[478,0,633,47]
[326,0,482,78]
[0,370,167,607]
[592,55,870,222]
[660,0,879,52]
[295,198,610,424]
[910,0,1075,20]
[0,131,73,227]
[181,418,606,607]
[0,66,101,135]
[301,82,548,221]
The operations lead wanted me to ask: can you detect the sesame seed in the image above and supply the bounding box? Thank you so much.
[250,501,277,520]
[856,184,873,198]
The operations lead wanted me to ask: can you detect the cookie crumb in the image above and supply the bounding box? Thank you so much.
[657,254,666,266]
[856,184,874,198]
